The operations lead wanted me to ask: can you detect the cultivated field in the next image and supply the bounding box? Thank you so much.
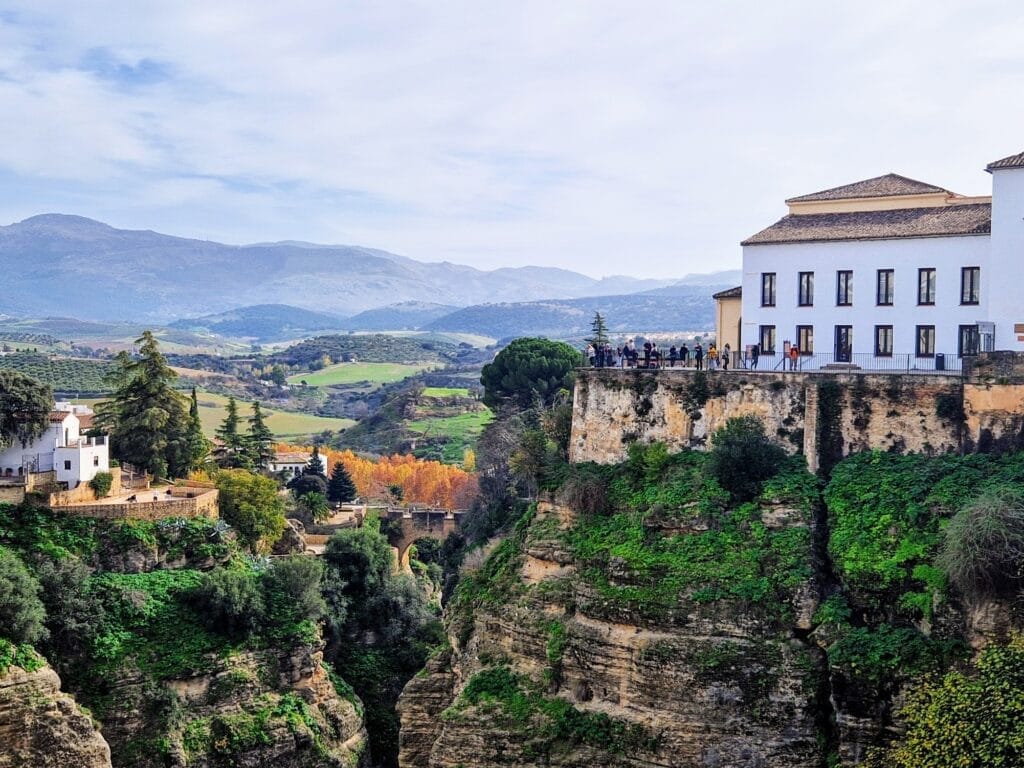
[287,361,432,387]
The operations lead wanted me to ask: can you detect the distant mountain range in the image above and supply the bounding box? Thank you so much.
[0,214,702,321]
[168,304,348,339]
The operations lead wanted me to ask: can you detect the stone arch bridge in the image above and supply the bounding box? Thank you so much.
[385,508,466,568]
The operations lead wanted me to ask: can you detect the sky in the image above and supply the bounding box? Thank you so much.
[1,1,1023,279]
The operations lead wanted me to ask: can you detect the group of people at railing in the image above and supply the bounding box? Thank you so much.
[586,340,749,371]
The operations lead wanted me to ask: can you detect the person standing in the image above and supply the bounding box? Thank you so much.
[669,345,678,368]
[789,345,799,371]
[751,343,760,370]
[586,343,595,367]
[694,343,704,371]
[680,343,690,368]
[723,343,731,371]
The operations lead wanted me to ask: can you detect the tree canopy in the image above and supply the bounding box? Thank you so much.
[480,337,581,411]
[247,401,275,469]
[327,461,357,504]
[215,469,287,552]
[0,370,52,451]
[96,331,190,479]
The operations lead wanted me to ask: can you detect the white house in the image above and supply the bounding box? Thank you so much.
[731,151,1024,370]
[0,406,109,488]
[267,451,311,479]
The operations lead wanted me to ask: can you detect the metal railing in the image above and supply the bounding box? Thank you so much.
[761,351,968,375]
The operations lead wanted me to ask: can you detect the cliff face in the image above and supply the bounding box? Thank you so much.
[0,662,112,768]
[399,488,828,768]
[88,641,368,768]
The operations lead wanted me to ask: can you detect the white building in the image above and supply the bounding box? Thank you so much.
[733,151,1024,370]
[267,451,311,479]
[0,405,110,488]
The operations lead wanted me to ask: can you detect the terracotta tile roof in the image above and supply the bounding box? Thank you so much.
[48,410,71,423]
[273,451,311,463]
[742,203,991,246]
[785,173,948,203]
[987,151,1024,171]
[712,286,742,299]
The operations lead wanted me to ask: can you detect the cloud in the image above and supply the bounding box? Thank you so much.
[0,0,1023,278]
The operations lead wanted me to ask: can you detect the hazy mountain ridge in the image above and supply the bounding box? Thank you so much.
[0,214,684,321]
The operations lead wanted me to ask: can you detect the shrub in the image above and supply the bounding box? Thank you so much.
[89,471,114,498]
[557,463,613,516]
[0,547,48,645]
[708,416,787,502]
[938,487,1024,600]
[262,556,326,642]
[190,568,265,639]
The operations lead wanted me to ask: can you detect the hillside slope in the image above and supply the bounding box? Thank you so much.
[0,215,678,321]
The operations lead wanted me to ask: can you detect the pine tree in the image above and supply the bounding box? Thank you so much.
[587,311,609,346]
[247,401,275,469]
[216,397,250,468]
[304,445,326,477]
[326,461,357,504]
[186,387,210,470]
[96,331,190,479]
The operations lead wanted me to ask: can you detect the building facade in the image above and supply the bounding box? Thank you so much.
[730,151,1024,370]
[0,406,109,488]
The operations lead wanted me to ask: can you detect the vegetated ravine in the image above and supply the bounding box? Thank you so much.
[399,445,1024,768]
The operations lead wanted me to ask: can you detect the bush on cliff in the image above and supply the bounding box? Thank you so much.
[0,546,48,645]
[708,416,787,503]
[938,486,1024,601]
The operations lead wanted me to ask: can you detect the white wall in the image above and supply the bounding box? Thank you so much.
[0,422,62,476]
[54,441,109,487]
[741,234,991,361]
[989,167,1024,350]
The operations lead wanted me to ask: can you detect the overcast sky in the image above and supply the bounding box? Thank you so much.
[1,1,1022,278]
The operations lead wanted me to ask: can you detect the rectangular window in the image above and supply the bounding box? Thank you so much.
[759,325,776,355]
[960,266,980,305]
[875,325,893,357]
[834,325,853,362]
[760,272,776,307]
[93,456,99,467]
[959,324,980,357]
[916,325,936,357]
[796,325,813,355]
[798,271,814,306]
[836,270,853,306]
[918,268,936,305]
[63,460,72,471]
[876,269,894,305]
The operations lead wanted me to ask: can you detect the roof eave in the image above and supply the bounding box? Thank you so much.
[741,230,991,247]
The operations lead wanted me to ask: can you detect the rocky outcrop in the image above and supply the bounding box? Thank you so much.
[0,663,112,768]
[273,519,308,555]
[400,498,826,768]
[91,643,368,768]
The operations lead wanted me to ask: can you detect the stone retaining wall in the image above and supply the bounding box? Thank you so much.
[59,490,218,521]
[570,357,1024,472]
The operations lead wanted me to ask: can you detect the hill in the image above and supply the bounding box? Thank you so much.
[169,303,348,341]
[343,301,459,331]
[422,286,722,339]
[0,214,680,321]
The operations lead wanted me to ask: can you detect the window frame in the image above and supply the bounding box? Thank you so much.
[874,325,894,357]
[836,270,853,306]
[917,268,936,306]
[758,325,776,355]
[915,324,936,358]
[958,324,980,357]
[796,325,813,355]
[960,266,980,305]
[760,272,776,307]
[876,269,894,306]
[798,271,814,307]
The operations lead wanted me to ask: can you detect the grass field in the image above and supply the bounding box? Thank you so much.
[287,361,431,387]
[407,410,493,441]
[77,392,354,439]
[421,387,471,398]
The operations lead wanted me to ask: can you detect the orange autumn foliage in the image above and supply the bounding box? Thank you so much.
[274,443,479,510]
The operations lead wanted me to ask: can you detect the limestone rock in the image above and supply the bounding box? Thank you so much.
[273,519,308,555]
[0,663,112,768]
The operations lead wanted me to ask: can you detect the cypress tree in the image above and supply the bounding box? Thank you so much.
[248,401,275,469]
[216,397,250,468]
[326,461,357,504]
[186,387,210,470]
